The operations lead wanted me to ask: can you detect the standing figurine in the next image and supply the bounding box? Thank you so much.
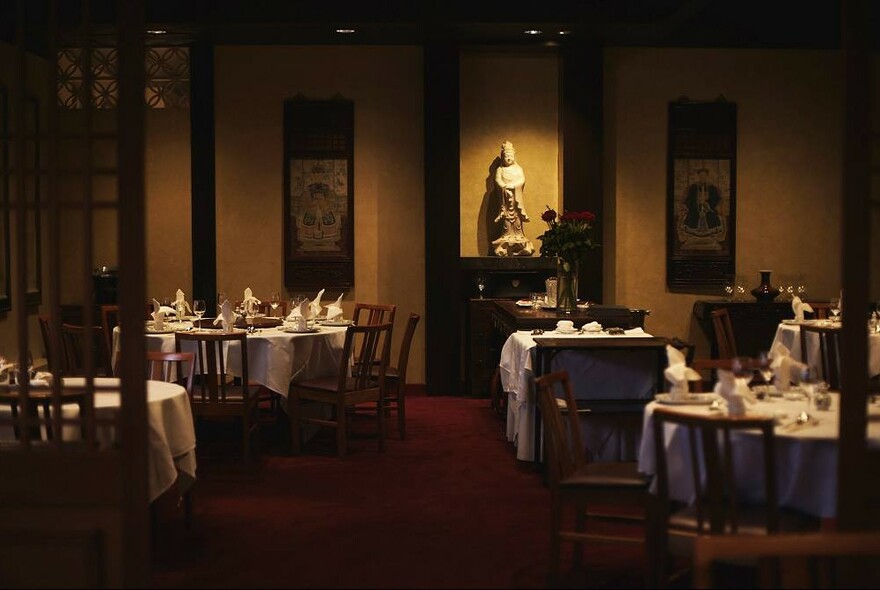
[492,141,534,256]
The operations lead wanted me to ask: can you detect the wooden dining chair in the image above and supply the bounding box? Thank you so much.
[60,323,112,377]
[289,322,393,457]
[799,324,841,389]
[352,302,396,326]
[693,531,880,589]
[174,331,260,464]
[534,370,649,584]
[38,315,57,372]
[710,308,737,358]
[805,301,831,320]
[146,351,195,397]
[367,313,419,439]
[650,408,820,588]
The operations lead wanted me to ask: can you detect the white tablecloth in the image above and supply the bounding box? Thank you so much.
[0,377,196,503]
[637,393,880,518]
[770,322,880,379]
[499,330,660,462]
[114,325,348,396]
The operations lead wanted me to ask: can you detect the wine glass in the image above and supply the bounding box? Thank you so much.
[757,351,774,386]
[217,291,227,315]
[270,291,281,317]
[829,298,841,323]
[475,273,487,299]
[731,356,754,386]
[192,299,206,322]
[797,366,820,424]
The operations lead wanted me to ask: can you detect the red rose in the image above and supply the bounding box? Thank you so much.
[541,209,557,223]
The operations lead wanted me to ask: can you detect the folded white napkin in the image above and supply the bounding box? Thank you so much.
[792,295,813,322]
[173,288,193,316]
[769,341,806,392]
[242,287,261,316]
[151,310,166,330]
[325,293,344,321]
[310,288,325,319]
[713,369,756,416]
[213,300,238,332]
[624,327,646,335]
[581,321,602,332]
[152,298,177,317]
[664,344,701,400]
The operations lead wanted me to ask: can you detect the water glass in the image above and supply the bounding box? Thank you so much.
[270,292,281,316]
[193,299,206,321]
[529,292,542,310]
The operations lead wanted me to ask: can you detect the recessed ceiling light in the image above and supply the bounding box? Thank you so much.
[335,28,356,34]
[523,29,542,35]
[558,30,571,36]
[146,29,167,35]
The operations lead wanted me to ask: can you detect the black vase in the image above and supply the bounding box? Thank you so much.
[751,270,780,302]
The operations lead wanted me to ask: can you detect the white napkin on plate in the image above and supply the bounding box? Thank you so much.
[213,300,238,332]
[713,369,756,417]
[664,344,701,400]
[792,295,813,322]
[768,341,806,392]
[581,321,602,333]
[310,289,325,319]
[152,298,177,317]
[151,310,166,331]
[325,293,344,321]
[624,327,646,335]
[242,287,261,316]
[173,288,193,316]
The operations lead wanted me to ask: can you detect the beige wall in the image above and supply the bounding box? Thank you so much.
[605,48,844,356]
[459,51,560,257]
[214,45,426,381]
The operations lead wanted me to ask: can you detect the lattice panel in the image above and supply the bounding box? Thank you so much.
[57,46,189,110]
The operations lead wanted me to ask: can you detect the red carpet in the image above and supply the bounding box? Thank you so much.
[151,393,645,588]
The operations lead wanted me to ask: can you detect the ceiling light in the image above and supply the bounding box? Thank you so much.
[335,28,356,34]
[558,30,571,36]
[146,29,167,35]
[523,29,542,35]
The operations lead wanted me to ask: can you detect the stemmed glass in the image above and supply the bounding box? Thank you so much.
[270,292,281,317]
[797,366,820,424]
[192,300,206,324]
[829,298,841,323]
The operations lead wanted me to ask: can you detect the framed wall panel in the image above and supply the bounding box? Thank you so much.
[283,97,354,290]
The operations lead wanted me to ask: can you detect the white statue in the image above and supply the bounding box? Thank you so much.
[492,141,535,256]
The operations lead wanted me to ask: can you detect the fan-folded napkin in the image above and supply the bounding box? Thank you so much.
[172,289,193,316]
[768,341,806,392]
[242,287,261,316]
[792,295,813,322]
[325,293,344,321]
[213,300,238,332]
[664,345,701,400]
[309,289,325,319]
[713,369,756,416]
[152,298,176,317]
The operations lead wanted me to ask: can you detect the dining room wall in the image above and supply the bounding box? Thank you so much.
[213,45,426,382]
[604,48,844,358]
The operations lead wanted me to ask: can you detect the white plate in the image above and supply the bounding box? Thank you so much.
[554,328,579,335]
[319,319,353,327]
[280,327,320,334]
[655,393,717,405]
[145,327,177,334]
[515,300,533,307]
[781,319,799,325]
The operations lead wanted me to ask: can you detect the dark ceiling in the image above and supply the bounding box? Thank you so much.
[2,1,872,51]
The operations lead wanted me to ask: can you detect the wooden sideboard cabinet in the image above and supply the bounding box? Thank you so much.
[467,298,506,397]
[693,299,794,358]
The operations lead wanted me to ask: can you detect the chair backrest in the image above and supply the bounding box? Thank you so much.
[690,357,763,392]
[343,323,394,393]
[174,331,250,406]
[38,315,56,372]
[799,324,840,389]
[710,308,737,358]
[146,351,195,397]
[693,531,880,589]
[394,313,420,383]
[352,302,397,327]
[652,407,778,535]
[534,370,587,487]
[100,305,120,374]
[805,302,830,320]
[60,323,111,376]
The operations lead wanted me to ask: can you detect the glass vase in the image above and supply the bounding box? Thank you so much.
[556,258,579,314]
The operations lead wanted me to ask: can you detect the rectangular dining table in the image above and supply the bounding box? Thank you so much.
[499,328,664,462]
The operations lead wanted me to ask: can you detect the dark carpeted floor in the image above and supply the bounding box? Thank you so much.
[151,393,646,589]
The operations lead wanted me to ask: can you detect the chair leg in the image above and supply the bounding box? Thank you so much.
[377,398,385,452]
[336,401,347,457]
[573,501,586,571]
[398,391,406,440]
[290,391,302,455]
